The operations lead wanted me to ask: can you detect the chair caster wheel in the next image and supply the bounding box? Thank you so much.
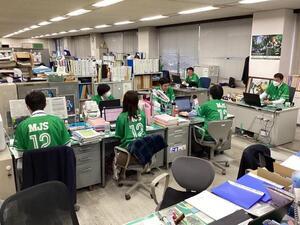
[222,171,226,175]
[150,194,153,199]
[118,183,123,187]
[155,182,159,187]
[225,163,230,167]
[125,194,131,200]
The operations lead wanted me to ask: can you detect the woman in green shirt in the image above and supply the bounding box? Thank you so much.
[91,84,115,105]
[114,91,146,179]
[185,67,199,88]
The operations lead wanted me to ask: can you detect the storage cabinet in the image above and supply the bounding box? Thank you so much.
[72,143,101,189]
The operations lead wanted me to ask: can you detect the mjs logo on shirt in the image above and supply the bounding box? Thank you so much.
[216,102,226,109]
[28,122,49,133]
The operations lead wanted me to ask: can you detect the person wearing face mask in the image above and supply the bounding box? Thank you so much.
[155,78,175,103]
[91,83,115,105]
[184,67,199,88]
[260,73,289,105]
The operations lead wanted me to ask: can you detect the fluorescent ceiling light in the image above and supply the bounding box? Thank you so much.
[95,24,111,29]
[80,27,93,31]
[39,35,45,37]
[67,9,91,17]
[239,0,270,3]
[23,28,31,31]
[114,20,134,25]
[30,25,40,29]
[92,0,123,8]
[140,15,168,21]
[51,33,58,35]
[178,6,219,15]
[45,34,50,37]
[50,16,67,22]
[68,29,78,33]
[38,21,52,26]
[59,31,67,34]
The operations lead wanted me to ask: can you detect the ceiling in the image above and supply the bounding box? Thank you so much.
[1,0,300,39]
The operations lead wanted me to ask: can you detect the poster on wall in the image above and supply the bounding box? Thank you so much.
[251,34,283,60]
[246,77,271,94]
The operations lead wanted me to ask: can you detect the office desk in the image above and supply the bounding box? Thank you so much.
[225,101,299,146]
[173,87,209,104]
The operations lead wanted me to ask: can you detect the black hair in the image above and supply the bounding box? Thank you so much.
[274,73,284,80]
[123,91,139,119]
[159,77,170,86]
[209,85,224,100]
[97,84,111,96]
[186,67,194,72]
[25,91,46,112]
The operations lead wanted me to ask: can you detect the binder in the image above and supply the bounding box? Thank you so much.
[211,181,264,209]
[237,174,276,202]
[209,209,251,225]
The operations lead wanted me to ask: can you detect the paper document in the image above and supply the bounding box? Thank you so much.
[281,155,300,171]
[185,190,241,220]
[9,99,30,118]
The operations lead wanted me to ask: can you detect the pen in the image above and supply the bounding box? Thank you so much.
[174,213,185,224]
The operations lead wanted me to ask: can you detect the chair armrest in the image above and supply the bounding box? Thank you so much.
[193,125,205,144]
[150,173,170,206]
[114,146,131,169]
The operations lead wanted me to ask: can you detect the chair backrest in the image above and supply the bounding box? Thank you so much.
[207,120,232,145]
[199,77,211,89]
[289,86,296,103]
[171,156,215,192]
[0,181,79,225]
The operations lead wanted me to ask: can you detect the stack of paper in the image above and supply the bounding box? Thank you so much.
[72,129,102,144]
[154,114,178,127]
[281,155,300,171]
[87,118,106,132]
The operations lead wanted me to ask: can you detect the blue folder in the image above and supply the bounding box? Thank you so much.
[211,181,264,209]
[237,174,273,202]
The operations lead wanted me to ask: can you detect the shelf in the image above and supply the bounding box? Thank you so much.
[78,83,92,85]
[79,99,91,102]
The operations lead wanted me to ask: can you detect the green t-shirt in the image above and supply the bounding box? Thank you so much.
[13,113,70,152]
[91,94,114,105]
[115,111,146,148]
[197,99,228,139]
[185,73,199,87]
[154,86,175,103]
[266,82,289,102]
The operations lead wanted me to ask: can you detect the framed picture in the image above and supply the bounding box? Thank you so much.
[246,77,271,94]
[251,34,283,60]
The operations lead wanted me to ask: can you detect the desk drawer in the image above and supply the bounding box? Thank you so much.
[76,161,101,189]
[168,126,188,135]
[73,143,99,155]
[76,150,100,166]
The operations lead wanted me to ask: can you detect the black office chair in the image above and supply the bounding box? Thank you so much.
[0,181,79,225]
[289,86,296,104]
[150,156,215,211]
[162,70,171,81]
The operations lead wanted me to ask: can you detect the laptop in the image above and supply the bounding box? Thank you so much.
[172,75,182,85]
[98,99,121,115]
[243,93,265,107]
[175,96,192,112]
[103,107,123,130]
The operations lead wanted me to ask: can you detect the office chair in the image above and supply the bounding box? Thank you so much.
[199,77,211,89]
[193,120,232,175]
[114,146,153,200]
[0,181,79,225]
[288,86,296,105]
[150,156,215,211]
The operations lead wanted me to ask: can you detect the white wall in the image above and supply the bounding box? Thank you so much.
[103,31,138,54]
[292,14,300,74]
[199,18,252,81]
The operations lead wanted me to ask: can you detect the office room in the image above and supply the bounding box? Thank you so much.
[1,0,300,224]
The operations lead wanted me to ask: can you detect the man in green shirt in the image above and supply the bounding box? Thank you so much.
[91,83,115,105]
[115,91,146,148]
[185,67,199,88]
[260,73,289,105]
[196,85,228,140]
[154,77,175,104]
[13,91,70,152]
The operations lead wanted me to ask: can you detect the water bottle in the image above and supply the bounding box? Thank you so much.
[104,122,110,135]
[171,102,176,117]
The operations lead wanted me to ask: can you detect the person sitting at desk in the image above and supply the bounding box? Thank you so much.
[154,77,175,104]
[260,73,289,105]
[91,83,115,105]
[13,91,70,151]
[196,85,228,140]
[184,67,199,88]
[113,91,146,180]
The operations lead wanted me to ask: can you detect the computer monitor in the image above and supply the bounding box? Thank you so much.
[103,107,123,123]
[172,75,182,84]
[243,92,264,107]
[175,96,192,112]
[98,99,121,111]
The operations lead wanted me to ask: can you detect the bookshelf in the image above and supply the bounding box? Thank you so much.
[133,72,162,90]
[78,77,94,112]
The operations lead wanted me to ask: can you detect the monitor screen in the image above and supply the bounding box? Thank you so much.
[104,107,123,122]
[175,97,191,111]
[65,95,76,115]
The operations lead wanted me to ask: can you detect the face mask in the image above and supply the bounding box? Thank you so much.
[273,81,280,87]
[104,91,111,98]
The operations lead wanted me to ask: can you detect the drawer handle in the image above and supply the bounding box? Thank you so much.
[79,168,92,173]
[77,147,93,152]
[174,130,183,134]
[78,157,92,162]
[6,165,12,176]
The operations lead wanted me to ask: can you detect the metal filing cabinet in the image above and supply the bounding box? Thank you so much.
[72,143,101,189]
[166,124,189,165]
